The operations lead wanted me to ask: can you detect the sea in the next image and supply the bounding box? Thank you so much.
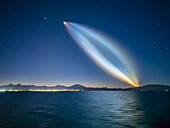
[0,91,169,128]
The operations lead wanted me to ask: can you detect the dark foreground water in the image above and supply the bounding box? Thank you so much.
[0,91,169,128]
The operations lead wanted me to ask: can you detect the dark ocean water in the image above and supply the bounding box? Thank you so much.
[0,91,169,128]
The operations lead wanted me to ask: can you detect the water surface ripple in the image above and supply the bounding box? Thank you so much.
[0,91,169,128]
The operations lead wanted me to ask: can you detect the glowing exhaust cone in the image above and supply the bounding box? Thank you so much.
[64,22,139,87]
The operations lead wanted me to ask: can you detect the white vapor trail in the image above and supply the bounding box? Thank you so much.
[64,22,139,87]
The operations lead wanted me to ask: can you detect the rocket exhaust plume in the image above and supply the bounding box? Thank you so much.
[64,22,139,87]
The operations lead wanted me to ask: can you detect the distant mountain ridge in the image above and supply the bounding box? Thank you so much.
[0,84,169,91]
[126,84,170,91]
[68,84,86,89]
[0,84,86,90]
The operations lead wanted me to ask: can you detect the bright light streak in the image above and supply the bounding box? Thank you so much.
[64,22,139,87]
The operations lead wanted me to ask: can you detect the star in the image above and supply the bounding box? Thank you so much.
[11,13,15,16]
[44,17,47,20]
[166,47,169,50]
[153,41,156,44]
[162,32,165,35]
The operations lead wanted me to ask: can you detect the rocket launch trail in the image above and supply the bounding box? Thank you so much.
[64,22,139,87]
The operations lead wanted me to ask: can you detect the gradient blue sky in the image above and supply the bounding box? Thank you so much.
[0,0,169,87]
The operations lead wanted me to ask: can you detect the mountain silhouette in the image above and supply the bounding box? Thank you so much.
[68,84,86,89]
[0,84,86,90]
[0,84,169,91]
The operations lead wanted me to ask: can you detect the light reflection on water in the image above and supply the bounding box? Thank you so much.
[0,91,169,128]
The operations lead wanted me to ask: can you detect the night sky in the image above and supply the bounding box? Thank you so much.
[0,0,169,87]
